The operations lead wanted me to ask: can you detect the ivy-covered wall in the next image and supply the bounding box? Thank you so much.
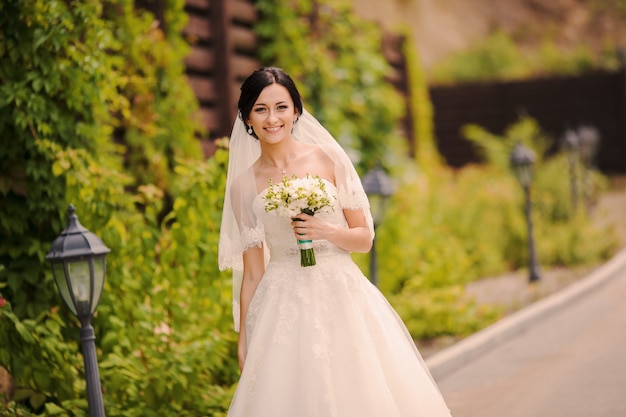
[0,1,238,415]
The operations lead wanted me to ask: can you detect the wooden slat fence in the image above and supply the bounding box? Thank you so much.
[183,0,259,155]
[429,71,626,173]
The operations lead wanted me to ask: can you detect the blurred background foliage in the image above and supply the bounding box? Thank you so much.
[430,30,534,84]
[255,0,410,175]
[428,25,624,85]
[0,0,622,415]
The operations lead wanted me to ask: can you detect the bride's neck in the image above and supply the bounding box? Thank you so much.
[260,141,300,175]
[261,141,298,167]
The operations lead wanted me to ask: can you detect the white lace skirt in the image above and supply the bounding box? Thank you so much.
[227,252,451,417]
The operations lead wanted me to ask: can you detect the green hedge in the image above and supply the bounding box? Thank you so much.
[352,116,619,339]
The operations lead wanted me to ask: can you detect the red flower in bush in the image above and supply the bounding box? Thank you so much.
[0,297,6,308]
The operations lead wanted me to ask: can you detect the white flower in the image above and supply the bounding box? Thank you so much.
[263,174,334,218]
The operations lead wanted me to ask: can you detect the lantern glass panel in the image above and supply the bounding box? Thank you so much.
[67,259,92,316]
[368,194,387,226]
[91,257,106,315]
[52,262,77,316]
[515,164,532,188]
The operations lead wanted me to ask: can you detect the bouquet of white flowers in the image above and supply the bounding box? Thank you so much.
[263,174,334,266]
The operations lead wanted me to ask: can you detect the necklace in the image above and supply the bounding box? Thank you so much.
[262,153,296,175]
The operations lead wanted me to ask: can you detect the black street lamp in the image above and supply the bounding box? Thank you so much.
[362,165,395,286]
[509,143,541,283]
[561,128,579,211]
[46,204,109,417]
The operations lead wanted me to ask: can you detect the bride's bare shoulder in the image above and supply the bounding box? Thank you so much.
[298,142,330,161]
[296,143,335,181]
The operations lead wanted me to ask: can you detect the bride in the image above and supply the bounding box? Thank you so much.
[219,66,452,416]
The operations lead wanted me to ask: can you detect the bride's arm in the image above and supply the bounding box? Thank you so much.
[291,208,372,253]
[238,245,265,372]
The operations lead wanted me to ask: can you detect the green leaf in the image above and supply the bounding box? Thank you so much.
[45,402,68,414]
[44,318,61,335]
[33,370,52,391]
[29,392,47,411]
[13,388,35,402]
[15,322,36,344]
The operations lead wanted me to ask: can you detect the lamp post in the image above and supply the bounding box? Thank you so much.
[510,143,541,283]
[46,204,109,417]
[561,128,580,211]
[362,165,395,286]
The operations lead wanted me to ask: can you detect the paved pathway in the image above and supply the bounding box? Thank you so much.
[434,257,626,417]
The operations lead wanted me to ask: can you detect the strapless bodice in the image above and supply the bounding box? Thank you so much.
[253,180,349,263]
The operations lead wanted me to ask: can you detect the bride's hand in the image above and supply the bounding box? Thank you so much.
[290,212,335,241]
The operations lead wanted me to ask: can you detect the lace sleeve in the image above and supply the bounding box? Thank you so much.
[218,168,265,272]
[218,166,267,332]
[320,143,375,240]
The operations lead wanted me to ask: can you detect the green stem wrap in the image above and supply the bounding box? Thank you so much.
[295,209,316,267]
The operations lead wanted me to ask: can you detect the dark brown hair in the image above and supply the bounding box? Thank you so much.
[237,67,303,128]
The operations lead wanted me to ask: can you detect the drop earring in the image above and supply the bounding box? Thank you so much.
[247,125,253,135]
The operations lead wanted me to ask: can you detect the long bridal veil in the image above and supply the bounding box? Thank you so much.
[218,109,374,331]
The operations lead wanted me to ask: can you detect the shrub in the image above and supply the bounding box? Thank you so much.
[353,117,619,339]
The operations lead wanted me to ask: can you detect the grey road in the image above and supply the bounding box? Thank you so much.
[435,264,626,417]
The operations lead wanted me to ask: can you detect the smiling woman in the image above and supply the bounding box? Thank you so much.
[217,67,452,417]
[246,84,300,148]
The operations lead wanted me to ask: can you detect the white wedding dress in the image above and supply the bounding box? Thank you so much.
[227,180,452,417]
